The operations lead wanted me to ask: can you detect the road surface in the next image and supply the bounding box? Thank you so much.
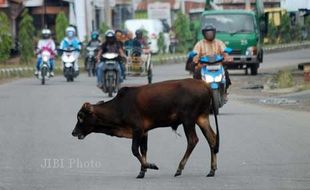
[0,49,309,189]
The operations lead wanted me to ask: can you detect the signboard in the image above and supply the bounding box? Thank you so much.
[23,0,43,7]
[0,0,8,7]
[147,2,171,26]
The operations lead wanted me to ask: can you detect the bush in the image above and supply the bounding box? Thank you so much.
[0,12,12,63]
[18,9,35,64]
[274,70,294,88]
[174,12,192,53]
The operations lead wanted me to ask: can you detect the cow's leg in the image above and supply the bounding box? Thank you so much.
[132,131,158,179]
[197,115,218,177]
[137,134,148,178]
[175,123,198,177]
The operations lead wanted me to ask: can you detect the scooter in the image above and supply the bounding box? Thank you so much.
[100,52,120,97]
[85,46,98,77]
[37,50,51,85]
[59,47,80,82]
[188,48,232,114]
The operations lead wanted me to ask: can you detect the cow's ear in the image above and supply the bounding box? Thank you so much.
[83,102,94,114]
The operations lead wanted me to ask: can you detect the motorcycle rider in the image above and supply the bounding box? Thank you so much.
[134,29,150,54]
[115,29,126,80]
[35,29,56,77]
[124,31,141,56]
[85,31,101,69]
[59,26,81,75]
[96,30,126,89]
[191,24,231,94]
[87,31,101,47]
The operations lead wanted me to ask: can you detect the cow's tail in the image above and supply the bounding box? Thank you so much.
[211,92,220,154]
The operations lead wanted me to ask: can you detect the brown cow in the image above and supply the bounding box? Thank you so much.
[72,78,219,178]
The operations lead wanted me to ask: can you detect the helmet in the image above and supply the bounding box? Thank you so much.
[91,31,99,40]
[66,26,76,38]
[135,29,143,38]
[201,24,216,41]
[105,29,116,43]
[42,29,51,39]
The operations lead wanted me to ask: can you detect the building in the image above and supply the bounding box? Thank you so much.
[0,0,69,40]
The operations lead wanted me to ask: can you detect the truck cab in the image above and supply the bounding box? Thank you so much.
[200,10,264,75]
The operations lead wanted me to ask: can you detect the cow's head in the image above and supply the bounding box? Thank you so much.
[72,102,96,140]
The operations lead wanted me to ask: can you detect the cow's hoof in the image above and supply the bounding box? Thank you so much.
[136,171,145,179]
[148,163,159,170]
[206,171,215,177]
[174,169,182,177]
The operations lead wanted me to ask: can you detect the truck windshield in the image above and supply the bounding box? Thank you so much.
[201,14,255,34]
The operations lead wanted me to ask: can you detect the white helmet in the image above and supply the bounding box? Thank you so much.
[42,29,51,39]
[66,26,76,38]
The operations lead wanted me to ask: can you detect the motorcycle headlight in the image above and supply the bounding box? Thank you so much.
[214,74,223,82]
[42,56,49,62]
[205,75,214,83]
[246,46,257,56]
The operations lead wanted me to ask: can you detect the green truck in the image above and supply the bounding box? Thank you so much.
[199,0,266,75]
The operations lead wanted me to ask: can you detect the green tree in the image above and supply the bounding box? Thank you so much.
[55,11,69,44]
[304,16,310,40]
[157,32,165,54]
[99,22,109,36]
[0,12,12,63]
[266,19,277,44]
[174,12,192,52]
[278,13,291,43]
[18,9,35,64]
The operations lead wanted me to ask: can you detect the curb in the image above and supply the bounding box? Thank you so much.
[263,41,310,54]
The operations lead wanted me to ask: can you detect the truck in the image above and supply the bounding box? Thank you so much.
[199,0,266,75]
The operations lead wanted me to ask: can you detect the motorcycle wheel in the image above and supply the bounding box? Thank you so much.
[147,67,152,84]
[41,67,47,85]
[87,60,92,77]
[212,90,221,115]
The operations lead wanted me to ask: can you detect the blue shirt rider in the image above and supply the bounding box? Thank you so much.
[59,26,81,74]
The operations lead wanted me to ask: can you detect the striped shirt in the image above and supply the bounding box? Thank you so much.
[193,39,226,64]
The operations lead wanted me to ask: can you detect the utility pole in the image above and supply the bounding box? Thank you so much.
[104,0,112,27]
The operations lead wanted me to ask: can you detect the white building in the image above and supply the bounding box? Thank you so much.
[281,0,310,12]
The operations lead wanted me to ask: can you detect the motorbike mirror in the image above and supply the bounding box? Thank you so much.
[224,47,232,54]
[187,51,197,59]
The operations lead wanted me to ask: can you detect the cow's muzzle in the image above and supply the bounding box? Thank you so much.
[72,131,85,140]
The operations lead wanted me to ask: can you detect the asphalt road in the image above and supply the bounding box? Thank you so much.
[0,49,309,190]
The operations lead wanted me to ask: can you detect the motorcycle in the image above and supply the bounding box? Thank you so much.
[85,46,98,77]
[59,47,80,82]
[100,52,121,97]
[37,50,52,85]
[188,48,232,114]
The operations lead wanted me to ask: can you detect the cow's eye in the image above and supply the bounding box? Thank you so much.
[78,116,83,123]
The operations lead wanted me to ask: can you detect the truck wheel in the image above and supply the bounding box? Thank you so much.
[250,64,258,75]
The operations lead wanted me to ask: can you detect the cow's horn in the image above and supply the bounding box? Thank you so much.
[83,102,94,114]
